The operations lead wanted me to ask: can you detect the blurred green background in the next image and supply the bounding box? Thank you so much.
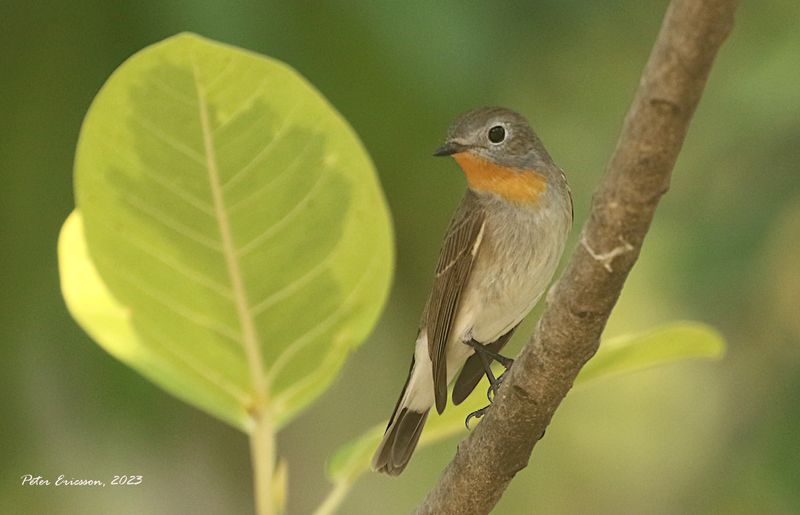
[2,1,799,513]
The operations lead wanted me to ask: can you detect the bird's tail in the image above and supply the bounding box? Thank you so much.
[372,357,430,475]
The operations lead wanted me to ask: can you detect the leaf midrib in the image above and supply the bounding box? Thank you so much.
[191,59,267,412]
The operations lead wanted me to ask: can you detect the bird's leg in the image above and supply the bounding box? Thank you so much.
[481,348,514,401]
[465,339,503,397]
[464,339,516,428]
[479,346,515,370]
[465,339,514,397]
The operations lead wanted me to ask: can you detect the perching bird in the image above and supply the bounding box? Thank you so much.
[372,107,573,476]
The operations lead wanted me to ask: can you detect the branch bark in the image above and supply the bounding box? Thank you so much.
[416,0,737,513]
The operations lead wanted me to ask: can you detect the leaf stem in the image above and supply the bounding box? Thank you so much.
[250,411,277,515]
[313,480,352,515]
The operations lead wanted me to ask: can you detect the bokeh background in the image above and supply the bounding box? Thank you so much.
[2,1,799,513]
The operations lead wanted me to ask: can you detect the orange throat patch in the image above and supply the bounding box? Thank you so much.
[453,152,547,204]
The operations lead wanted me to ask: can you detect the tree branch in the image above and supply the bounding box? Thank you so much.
[416,1,737,513]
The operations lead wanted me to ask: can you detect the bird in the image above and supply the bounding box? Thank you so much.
[371,106,574,476]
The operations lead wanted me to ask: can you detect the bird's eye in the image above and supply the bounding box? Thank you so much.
[488,125,505,144]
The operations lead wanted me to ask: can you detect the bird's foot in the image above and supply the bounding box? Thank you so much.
[467,368,515,429]
[463,340,516,429]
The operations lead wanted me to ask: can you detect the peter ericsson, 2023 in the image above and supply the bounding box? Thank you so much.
[20,473,143,487]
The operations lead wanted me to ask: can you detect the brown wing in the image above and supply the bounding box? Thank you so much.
[422,191,486,414]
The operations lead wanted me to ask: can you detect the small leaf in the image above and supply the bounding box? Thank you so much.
[327,322,725,482]
[60,33,393,431]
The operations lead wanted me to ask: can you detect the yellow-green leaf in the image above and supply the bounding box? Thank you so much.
[59,33,393,432]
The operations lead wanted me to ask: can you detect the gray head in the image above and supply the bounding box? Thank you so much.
[433,107,553,169]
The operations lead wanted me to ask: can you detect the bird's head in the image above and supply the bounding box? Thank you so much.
[434,107,554,204]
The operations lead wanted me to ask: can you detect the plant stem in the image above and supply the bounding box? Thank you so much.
[250,410,277,515]
[313,480,352,515]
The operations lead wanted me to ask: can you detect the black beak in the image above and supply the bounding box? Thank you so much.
[432,141,468,157]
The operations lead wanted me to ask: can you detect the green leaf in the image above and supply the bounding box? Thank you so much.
[59,33,393,432]
[576,321,725,383]
[326,322,725,483]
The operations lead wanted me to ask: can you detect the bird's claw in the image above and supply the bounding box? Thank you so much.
[486,370,508,402]
[465,406,490,429]
[487,383,497,402]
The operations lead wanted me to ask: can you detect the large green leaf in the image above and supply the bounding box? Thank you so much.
[325,322,724,486]
[60,33,393,432]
